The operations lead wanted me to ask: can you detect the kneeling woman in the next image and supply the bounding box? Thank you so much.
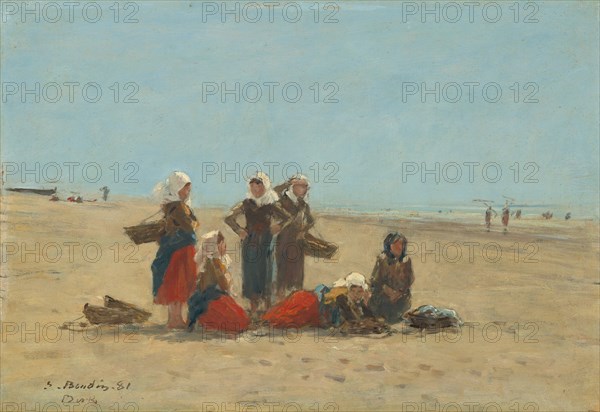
[188,231,250,333]
[369,232,415,323]
[263,272,385,333]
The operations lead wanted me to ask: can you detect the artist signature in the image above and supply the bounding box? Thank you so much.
[61,394,98,405]
[44,379,132,391]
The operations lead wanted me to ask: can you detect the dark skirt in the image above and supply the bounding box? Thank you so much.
[241,229,274,300]
[275,227,305,292]
[368,291,412,324]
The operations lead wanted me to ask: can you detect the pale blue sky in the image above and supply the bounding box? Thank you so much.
[1,1,598,214]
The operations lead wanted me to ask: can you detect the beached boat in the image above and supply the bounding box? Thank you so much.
[6,187,57,196]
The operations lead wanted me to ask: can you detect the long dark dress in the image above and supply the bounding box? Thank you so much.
[275,193,314,293]
[369,254,415,323]
[224,198,290,301]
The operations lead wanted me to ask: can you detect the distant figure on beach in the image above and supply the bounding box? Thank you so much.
[151,171,198,329]
[67,195,83,203]
[565,212,572,220]
[542,211,554,220]
[369,232,414,323]
[515,209,522,219]
[273,174,315,301]
[187,231,250,333]
[225,172,291,316]
[502,201,510,233]
[485,205,497,232]
[100,186,110,201]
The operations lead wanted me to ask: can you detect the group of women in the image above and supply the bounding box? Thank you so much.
[150,171,415,333]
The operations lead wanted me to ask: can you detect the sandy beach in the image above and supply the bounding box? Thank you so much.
[1,191,598,412]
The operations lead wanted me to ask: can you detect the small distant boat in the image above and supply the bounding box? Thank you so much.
[6,187,57,196]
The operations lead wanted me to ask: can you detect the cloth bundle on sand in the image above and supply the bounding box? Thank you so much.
[404,305,462,329]
[83,296,152,325]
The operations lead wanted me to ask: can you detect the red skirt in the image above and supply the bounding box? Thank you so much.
[263,290,320,328]
[197,295,250,332]
[154,245,197,305]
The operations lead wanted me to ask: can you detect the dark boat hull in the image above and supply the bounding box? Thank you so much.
[6,187,56,196]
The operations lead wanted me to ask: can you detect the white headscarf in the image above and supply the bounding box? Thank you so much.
[194,230,232,273]
[333,272,369,291]
[246,171,278,207]
[284,174,310,204]
[153,171,192,206]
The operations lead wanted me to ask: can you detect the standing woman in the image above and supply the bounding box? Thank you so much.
[275,174,315,300]
[225,172,291,315]
[369,232,415,323]
[151,171,198,329]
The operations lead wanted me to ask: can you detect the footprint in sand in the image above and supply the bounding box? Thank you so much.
[325,373,346,383]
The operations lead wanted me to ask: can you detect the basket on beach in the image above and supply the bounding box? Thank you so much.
[104,295,151,322]
[83,296,151,325]
[124,220,165,244]
[299,232,338,259]
[404,305,462,330]
[405,313,456,329]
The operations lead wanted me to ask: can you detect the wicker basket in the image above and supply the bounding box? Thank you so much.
[83,304,139,325]
[104,295,151,323]
[83,296,151,325]
[404,305,463,330]
[405,313,456,329]
[124,220,165,244]
[299,232,338,259]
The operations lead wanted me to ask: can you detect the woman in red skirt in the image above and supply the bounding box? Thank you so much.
[188,231,250,333]
[151,172,198,329]
[263,272,382,330]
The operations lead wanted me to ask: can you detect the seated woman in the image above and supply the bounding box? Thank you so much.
[187,231,250,333]
[368,232,415,323]
[263,272,386,333]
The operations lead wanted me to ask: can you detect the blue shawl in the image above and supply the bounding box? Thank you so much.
[151,230,197,296]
